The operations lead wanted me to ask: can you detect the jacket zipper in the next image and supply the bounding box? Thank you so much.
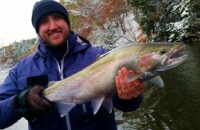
[53,42,72,130]
[53,41,87,129]
[53,42,69,80]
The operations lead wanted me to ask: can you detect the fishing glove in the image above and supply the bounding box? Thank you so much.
[13,86,53,120]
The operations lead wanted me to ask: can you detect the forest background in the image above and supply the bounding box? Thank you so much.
[0,0,199,67]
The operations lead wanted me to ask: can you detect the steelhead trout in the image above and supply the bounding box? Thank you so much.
[42,43,188,117]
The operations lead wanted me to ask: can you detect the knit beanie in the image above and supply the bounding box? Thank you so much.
[31,0,70,33]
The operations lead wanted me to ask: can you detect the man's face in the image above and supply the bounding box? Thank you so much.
[38,13,70,47]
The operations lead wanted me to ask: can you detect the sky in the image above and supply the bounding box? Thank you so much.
[0,0,59,47]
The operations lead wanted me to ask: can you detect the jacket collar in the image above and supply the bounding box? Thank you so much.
[37,32,91,58]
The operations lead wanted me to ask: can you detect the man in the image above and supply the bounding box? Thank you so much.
[0,0,143,129]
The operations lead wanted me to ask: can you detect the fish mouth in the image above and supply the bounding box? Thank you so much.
[157,44,189,72]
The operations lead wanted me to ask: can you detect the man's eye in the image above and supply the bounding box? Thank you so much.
[40,18,48,25]
[160,49,167,55]
[53,14,63,20]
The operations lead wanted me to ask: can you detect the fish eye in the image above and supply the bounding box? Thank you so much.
[160,49,167,55]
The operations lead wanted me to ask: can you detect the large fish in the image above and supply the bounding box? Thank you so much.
[42,42,188,117]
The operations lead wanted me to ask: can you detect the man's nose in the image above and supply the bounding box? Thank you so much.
[48,19,57,30]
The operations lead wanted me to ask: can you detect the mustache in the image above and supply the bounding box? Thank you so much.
[48,29,62,35]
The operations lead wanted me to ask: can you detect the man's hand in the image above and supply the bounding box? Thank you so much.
[115,67,144,100]
[26,86,52,110]
[14,86,52,120]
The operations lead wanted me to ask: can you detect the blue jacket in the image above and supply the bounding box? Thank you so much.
[0,32,143,130]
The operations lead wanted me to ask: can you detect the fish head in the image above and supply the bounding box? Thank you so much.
[137,43,189,72]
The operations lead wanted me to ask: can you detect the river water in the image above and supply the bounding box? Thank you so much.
[1,43,200,130]
[116,43,200,130]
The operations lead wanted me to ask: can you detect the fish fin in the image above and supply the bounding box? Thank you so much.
[48,81,57,87]
[149,76,164,87]
[125,72,141,83]
[56,102,76,117]
[102,98,113,113]
[91,97,105,114]
[96,53,109,60]
[141,71,159,82]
